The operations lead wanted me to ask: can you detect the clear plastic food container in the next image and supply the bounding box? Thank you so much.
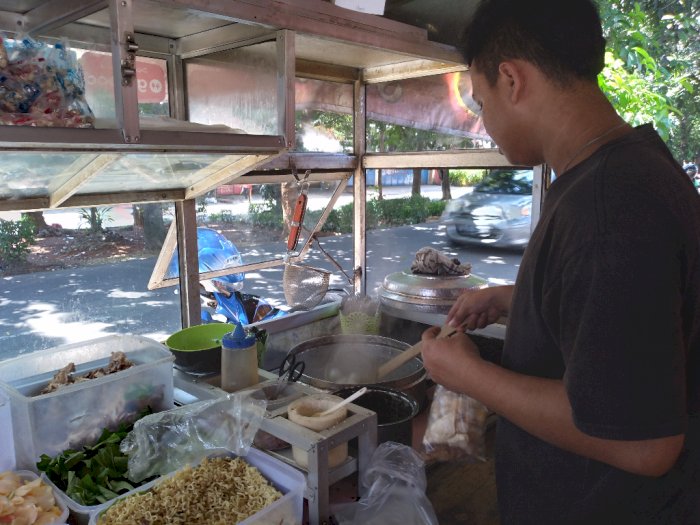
[2,470,69,525]
[0,334,174,470]
[87,448,305,525]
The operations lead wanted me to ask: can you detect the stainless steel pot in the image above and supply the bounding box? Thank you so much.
[334,386,419,446]
[289,334,427,408]
[378,270,488,325]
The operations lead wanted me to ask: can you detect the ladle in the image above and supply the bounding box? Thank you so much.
[316,387,368,417]
[377,325,457,379]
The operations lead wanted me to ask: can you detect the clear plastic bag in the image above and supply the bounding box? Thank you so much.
[420,384,488,463]
[0,34,94,127]
[120,392,266,482]
[333,441,439,525]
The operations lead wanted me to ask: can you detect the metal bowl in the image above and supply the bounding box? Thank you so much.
[289,334,427,407]
[334,385,419,446]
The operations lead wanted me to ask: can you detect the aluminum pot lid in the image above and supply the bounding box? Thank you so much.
[381,270,488,301]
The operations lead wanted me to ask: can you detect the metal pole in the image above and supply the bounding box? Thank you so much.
[175,199,201,327]
[353,79,367,295]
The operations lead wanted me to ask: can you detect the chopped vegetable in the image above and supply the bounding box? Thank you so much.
[36,407,153,506]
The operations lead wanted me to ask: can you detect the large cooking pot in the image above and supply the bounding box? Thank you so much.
[289,334,427,408]
[378,270,488,325]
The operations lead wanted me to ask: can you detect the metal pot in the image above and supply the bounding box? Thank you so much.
[289,334,427,408]
[378,270,488,325]
[334,386,419,446]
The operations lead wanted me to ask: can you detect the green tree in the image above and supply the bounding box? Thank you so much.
[597,0,700,160]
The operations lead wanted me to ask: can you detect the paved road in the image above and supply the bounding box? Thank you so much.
[0,221,522,360]
[0,185,473,228]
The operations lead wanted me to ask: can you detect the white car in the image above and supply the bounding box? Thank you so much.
[441,169,533,249]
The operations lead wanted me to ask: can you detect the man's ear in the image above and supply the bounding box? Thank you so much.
[498,61,526,104]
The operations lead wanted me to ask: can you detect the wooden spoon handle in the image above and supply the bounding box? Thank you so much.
[377,325,457,379]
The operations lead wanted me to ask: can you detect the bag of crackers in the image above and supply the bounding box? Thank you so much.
[0,34,94,127]
[420,384,489,463]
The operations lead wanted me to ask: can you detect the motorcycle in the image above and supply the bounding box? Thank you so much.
[165,227,285,326]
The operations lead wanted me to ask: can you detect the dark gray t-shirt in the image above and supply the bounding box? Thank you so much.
[496,124,700,524]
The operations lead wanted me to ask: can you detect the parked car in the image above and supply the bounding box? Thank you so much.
[441,168,533,249]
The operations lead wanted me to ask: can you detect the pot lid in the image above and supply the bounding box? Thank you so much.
[378,269,489,320]
[381,270,487,301]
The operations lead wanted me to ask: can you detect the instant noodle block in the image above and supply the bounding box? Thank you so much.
[87,448,305,525]
[0,335,174,470]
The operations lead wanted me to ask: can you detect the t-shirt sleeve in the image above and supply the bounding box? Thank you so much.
[555,229,687,441]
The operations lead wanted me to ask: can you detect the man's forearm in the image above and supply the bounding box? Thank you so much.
[462,358,684,477]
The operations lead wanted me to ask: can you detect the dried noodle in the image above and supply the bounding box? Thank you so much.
[97,457,281,525]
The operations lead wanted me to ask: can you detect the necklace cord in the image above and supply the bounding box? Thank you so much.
[561,122,627,174]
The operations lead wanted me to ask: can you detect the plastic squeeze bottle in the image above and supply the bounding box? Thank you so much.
[221,323,258,392]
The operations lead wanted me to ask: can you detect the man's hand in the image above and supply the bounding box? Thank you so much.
[446,285,514,330]
[420,326,483,393]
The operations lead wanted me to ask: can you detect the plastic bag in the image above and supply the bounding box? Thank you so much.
[333,441,439,525]
[0,34,94,127]
[420,384,488,463]
[120,392,266,482]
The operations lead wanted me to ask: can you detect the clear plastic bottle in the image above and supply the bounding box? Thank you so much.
[220,323,258,393]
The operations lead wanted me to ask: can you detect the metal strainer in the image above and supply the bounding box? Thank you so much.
[283,262,331,310]
[282,170,333,310]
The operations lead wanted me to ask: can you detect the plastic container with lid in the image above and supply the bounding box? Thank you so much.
[0,390,14,471]
[0,334,174,470]
[221,323,259,393]
[87,448,304,525]
[3,470,69,525]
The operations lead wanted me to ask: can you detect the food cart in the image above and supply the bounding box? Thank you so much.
[0,1,521,523]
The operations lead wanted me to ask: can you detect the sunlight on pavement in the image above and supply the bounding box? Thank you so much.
[142,330,172,343]
[107,290,153,299]
[483,256,507,265]
[23,302,113,344]
[488,277,513,285]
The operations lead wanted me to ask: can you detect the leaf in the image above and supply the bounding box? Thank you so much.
[107,480,135,493]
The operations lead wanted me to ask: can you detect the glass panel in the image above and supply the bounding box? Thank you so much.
[366,72,494,152]
[295,78,353,152]
[0,202,180,360]
[79,51,169,121]
[364,169,526,297]
[185,41,278,135]
[78,153,245,194]
[158,180,354,311]
[0,152,85,199]
[0,152,251,200]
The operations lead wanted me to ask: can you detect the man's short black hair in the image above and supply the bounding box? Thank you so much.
[460,0,606,87]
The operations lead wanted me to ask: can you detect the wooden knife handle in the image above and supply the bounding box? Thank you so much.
[286,193,308,252]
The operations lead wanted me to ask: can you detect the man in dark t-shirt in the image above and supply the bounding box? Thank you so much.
[420,1,700,523]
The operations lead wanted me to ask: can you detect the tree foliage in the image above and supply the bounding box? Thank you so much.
[597,0,700,161]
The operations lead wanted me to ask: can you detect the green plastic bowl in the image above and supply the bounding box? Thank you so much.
[165,323,235,375]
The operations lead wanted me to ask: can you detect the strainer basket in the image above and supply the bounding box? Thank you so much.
[283,262,331,310]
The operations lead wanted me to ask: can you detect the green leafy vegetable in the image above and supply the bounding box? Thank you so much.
[36,407,153,506]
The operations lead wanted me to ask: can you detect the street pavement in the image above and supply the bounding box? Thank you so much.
[0,220,522,360]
